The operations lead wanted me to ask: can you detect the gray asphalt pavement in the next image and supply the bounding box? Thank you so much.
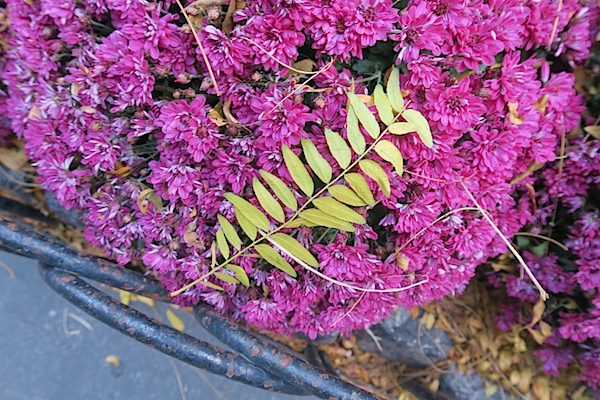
[0,250,312,400]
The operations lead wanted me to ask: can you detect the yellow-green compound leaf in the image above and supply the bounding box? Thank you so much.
[375,140,404,175]
[387,67,404,113]
[347,92,380,139]
[255,244,297,277]
[214,272,240,284]
[388,122,417,135]
[236,211,257,240]
[260,170,297,211]
[217,214,241,250]
[270,233,319,267]
[225,193,270,232]
[299,209,356,232]
[328,185,367,207]
[226,265,250,287]
[325,128,351,169]
[313,197,366,224]
[402,109,433,148]
[359,159,391,198]
[346,107,366,154]
[215,228,230,259]
[252,178,285,223]
[344,173,375,206]
[282,145,314,196]
[374,84,395,125]
[301,139,332,183]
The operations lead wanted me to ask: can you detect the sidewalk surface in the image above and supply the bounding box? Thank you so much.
[0,251,313,400]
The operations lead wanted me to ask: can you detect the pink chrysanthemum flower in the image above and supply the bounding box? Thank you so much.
[425,78,486,133]
[199,26,252,76]
[121,5,180,60]
[392,2,448,62]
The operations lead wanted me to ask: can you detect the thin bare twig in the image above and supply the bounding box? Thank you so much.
[459,181,549,301]
[0,259,15,278]
[514,232,568,251]
[176,0,221,96]
[166,357,187,400]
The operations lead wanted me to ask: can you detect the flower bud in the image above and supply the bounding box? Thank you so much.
[206,6,221,20]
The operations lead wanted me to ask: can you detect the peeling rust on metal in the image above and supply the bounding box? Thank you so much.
[280,354,293,367]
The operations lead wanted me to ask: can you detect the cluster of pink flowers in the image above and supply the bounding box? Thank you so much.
[490,129,600,391]
[0,0,597,356]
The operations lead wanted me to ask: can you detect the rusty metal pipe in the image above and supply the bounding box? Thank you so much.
[38,264,308,396]
[194,304,381,400]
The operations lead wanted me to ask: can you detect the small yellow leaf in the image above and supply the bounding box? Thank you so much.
[328,185,367,207]
[260,170,298,211]
[583,125,600,139]
[166,309,185,331]
[402,109,433,148]
[396,254,409,270]
[253,178,285,222]
[424,313,436,329]
[375,140,404,175]
[485,384,498,397]
[135,296,155,308]
[215,228,230,259]
[116,289,131,306]
[299,209,356,232]
[255,244,297,277]
[359,160,391,197]
[225,193,270,232]
[105,355,120,368]
[214,272,240,284]
[236,211,257,240]
[346,108,366,155]
[539,321,552,337]
[534,94,549,113]
[313,197,366,224]
[270,233,319,267]
[374,84,395,125]
[347,92,380,139]
[217,215,242,250]
[344,173,375,206]
[282,145,314,196]
[106,166,131,176]
[208,106,227,127]
[0,147,28,172]
[507,102,524,125]
[290,59,317,74]
[226,265,250,287]
[532,376,551,400]
[529,297,546,328]
[137,188,156,214]
[81,105,96,114]
[518,367,533,393]
[387,67,405,113]
[325,128,352,169]
[301,139,332,183]
[388,122,417,135]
